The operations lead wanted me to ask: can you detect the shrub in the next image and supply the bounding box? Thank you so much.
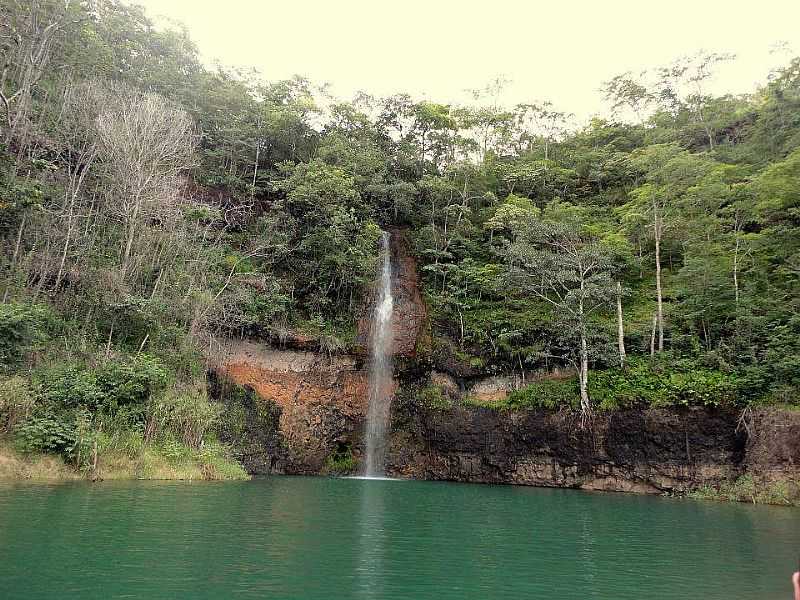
[14,411,77,457]
[417,385,453,410]
[325,443,357,474]
[0,303,59,371]
[0,376,35,432]
[96,354,170,410]
[13,408,96,467]
[588,357,742,410]
[506,378,579,410]
[36,365,104,409]
[146,388,221,450]
[35,354,169,417]
[689,475,799,506]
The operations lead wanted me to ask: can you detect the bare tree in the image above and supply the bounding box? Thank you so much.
[95,85,197,276]
[0,0,71,157]
[51,79,107,291]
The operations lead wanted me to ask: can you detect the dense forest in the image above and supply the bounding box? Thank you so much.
[1,0,799,476]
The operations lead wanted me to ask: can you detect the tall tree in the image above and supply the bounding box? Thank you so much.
[505,203,617,413]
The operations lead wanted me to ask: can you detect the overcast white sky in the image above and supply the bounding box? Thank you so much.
[136,0,800,122]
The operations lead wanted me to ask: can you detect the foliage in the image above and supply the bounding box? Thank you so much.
[146,387,221,450]
[505,378,580,410]
[13,411,78,458]
[0,376,35,432]
[588,358,742,410]
[35,355,169,416]
[416,385,454,410]
[0,303,59,371]
[324,443,357,475]
[688,475,800,506]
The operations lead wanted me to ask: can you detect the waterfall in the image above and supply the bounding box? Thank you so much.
[363,230,394,477]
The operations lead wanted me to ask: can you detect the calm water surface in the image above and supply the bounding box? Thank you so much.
[0,476,797,599]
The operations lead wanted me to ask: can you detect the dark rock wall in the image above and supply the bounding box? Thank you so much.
[385,406,759,494]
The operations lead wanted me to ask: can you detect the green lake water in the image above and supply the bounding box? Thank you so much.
[0,476,797,599]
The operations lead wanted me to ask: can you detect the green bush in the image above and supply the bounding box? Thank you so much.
[325,443,357,474]
[417,385,453,410]
[506,378,579,410]
[0,303,59,371]
[36,365,105,409]
[0,376,35,432]
[588,357,742,410]
[14,411,77,457]
[146,388,221,450]
[35,354,169,416]
[96,354,170,410]
[14,408,96,467]
[689,475,799,506]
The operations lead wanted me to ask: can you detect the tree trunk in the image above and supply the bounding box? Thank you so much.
[733,233,740,310]
[251,142,260,199]
[54,193,76,292]
[578,288,590,413]
[10,212,26,268]
[122,194,142,275]
[650,312,657,356]
[579,328,590,413]
[616,281,626,368]
[654,209,664,352]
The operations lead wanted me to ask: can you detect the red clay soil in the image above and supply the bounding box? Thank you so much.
[222,361,369,416]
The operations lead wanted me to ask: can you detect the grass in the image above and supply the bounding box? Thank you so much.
[0,435,249,482]
[324,444,358,475]
[0,440,81,480]
[417,385,454,410]
[688,475,800,507]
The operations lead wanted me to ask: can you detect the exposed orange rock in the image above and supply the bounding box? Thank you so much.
[213,340,399,471]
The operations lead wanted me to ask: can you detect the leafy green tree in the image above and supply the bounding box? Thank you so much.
[505,203,618,413]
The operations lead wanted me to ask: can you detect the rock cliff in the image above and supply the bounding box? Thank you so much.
[209,229,799,502]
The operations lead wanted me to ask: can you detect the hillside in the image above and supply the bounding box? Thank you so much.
[1,1,799,500]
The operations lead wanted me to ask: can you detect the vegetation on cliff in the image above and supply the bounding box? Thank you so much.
[1,1,799,476]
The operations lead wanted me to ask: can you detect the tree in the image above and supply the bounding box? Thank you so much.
[655,51,736,149]
[603,72,655,123]
[505,203,617,414]
[94,84,196,276]
[0,0,73,159]
[622,144,713,353]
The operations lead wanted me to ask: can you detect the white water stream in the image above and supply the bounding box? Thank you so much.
[363,231,394,477]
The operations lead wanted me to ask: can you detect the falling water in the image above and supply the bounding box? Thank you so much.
[363,230,394,477]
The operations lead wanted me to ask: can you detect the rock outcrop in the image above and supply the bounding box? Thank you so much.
[386,405,750,494]
[356,228,426,358]
[213,340,373,473]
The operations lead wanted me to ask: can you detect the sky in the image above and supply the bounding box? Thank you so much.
[135,0,800,122]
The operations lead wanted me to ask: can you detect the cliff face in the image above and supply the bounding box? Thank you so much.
[386,405,748,494]
[211,339,800,498]
[356,228,426,358]
[213,340,371,473]
[209,228,799,500]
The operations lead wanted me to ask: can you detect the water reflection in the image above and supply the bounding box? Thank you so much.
[356,479,390,599]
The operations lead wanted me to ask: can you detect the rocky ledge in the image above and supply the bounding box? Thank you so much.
[387,403,800,497]
[209,341,800,501]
